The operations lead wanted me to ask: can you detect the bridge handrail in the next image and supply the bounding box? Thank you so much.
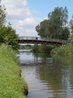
[18,36,67,44]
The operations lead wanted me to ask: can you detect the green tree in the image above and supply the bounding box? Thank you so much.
[36,7,70,40]
[69,17,73,43]
[70,16,73,33]
[36,19,49,38]
[0,0,6,26]
[0,25,19,50]
[0,1,18,50]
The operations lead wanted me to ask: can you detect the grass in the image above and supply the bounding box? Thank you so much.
[0,44,28,98]
[51,43,73,62]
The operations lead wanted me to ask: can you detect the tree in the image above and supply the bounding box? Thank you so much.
[0,1,18,50]
[0,0,6,27]
[36,7,70,40]
[70,16,73,33]
[0,25,19,50]
[36,19,49,38]
[61,27,70,40]
[69,17,73,43]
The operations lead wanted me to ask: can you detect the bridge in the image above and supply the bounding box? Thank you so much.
[18,36,67,45]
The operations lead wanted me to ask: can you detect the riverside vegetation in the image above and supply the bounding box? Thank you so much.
[33,7,71,56]
[51,16,73,60]
[0,2,28,97]
[0,45,28,98]
[34,7,73,60]
[51,34,73,62]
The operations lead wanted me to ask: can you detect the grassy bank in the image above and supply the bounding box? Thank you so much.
[0,45,28,98]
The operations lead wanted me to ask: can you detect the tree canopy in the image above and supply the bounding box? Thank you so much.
[0,25,19,50]
[36,7,70,40]
[0,0,6,26]
[0,1,19,50]
[70,16,73,33]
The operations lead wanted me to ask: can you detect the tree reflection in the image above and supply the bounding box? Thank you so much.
[36,59,70,98]
[32,45,73,98]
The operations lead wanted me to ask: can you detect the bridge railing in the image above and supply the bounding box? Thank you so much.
[19,36,44,41]
[19,36,38,40]
[18,36,67,44]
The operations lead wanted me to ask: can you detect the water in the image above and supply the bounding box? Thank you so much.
[18,51,73,98]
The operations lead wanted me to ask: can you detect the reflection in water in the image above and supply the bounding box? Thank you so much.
[19,51,73,98]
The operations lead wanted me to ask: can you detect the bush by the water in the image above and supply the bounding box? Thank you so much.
[0,45,28,98]
[51,43,73,60]
[0,25,19,50]
[32,44,55,57]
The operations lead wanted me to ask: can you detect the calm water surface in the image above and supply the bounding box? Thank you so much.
[18,51,73,98]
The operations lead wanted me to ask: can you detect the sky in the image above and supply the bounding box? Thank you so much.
[1,0,73,37]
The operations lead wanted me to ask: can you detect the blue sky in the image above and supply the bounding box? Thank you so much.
[1,0,73,36]
[28,0,73,20]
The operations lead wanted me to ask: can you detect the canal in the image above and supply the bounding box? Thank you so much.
[18,51,73,98]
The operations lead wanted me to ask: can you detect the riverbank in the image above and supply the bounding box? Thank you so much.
[51,43,73,62]
[0,45,28,98]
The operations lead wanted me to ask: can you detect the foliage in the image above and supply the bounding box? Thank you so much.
[0,0,6,26]
[0,25,19,50]
[32,44,55,57]
[51,18,73,60]
[70,16,73,34]
[32,44,39,53]
[67,18,73,43]
[51,43,73,64]
[36,19,49,38]
[0,44,28,98]
[60,27,70,40]
[36,7,70,40]
[0,1,18,50]
[20,44,32,49]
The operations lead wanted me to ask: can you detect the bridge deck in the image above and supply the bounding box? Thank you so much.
[18,36,67,45]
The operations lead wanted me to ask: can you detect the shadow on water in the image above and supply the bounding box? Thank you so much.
[18,51,73,98]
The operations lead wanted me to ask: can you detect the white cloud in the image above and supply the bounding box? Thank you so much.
[1,0,38,36]
[7,8,22,16]
[17,17,37,27]
[1,0,30,17]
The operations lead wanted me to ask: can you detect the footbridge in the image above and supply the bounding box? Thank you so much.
[18,36,67,45]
